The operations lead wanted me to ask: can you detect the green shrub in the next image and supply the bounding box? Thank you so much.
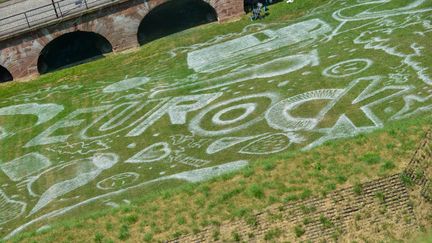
[200,185,211,197]
[121,214,138,224]
[300,204,316,214]
[284,194,299,202]
[248,184,265,199]
[172,231,182,238]
[212,230,220,241]
[375,191,385,203]
[336,175,347,183]
[303,217,312,225]
[264,228,282,240]
[353,182,363,195]
[94,232,104,243]
[360,153,381,165]
[400,173,414,187]
[262,160,276,171]
[319,215,334,228]
[232,231,241,241]
[245,215,258,227]
[294,225,305,237]
[118,224,130,240]
[381,160,396,171]
[105,222,113,231]
[300,189,312,199]
[242,166,255,177]
[177,216,186,225]
[143,232,153,242]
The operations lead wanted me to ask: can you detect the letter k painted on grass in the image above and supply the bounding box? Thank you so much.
[304,76,412,150]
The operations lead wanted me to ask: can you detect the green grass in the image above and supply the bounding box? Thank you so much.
[8,116,430,242]
[1,0,432,241]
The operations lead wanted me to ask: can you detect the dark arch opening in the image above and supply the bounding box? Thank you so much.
[37,31,113,74]
[138,0,217,45]
[0,65,13,83]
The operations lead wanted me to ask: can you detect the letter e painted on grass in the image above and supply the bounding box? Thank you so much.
[25,105,112,147]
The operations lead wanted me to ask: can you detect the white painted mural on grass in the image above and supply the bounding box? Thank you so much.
[0,0,431,238]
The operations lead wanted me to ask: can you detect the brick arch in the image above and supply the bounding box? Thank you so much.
[36,30,113,74]
[32,19,119,57]
[136,0,219,45]
[0,64,13,83]
[0,23,118,79]
[136,0,243,25]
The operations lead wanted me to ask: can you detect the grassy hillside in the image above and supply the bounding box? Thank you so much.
[0,0,432,241]
[11,118,432,242]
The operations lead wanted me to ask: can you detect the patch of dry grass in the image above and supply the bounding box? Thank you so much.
[11,117,430,242]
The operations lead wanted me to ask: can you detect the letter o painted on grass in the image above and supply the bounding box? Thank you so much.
[189,92,279,136]
[211,103,257,126]
[323,59,372,78]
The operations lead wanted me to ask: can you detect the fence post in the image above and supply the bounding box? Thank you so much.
[24,12,31,28]
[51,0,59,18]
[57,2,63,17]
[83,0,89,9]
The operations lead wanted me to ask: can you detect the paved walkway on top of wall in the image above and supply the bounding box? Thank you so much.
[0,0,119,39]
[0,0,58,18]
[0,0,27,9]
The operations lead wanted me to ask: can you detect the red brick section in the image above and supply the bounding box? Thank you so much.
[210,0,244,22]
[0,0,244,80]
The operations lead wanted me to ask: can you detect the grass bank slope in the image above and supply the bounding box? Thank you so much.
[0,0,432,241]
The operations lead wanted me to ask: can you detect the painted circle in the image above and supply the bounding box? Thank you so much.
[211,103,257,126]
[96,172,140,190]
[323,59,372,78]
[189,93,279,136]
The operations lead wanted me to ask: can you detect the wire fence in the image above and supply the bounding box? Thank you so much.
[0,0,121,39]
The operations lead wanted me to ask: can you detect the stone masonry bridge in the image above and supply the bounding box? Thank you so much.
[0,0,244,82]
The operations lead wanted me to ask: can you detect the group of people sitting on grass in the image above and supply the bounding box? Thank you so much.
[247,0,294,21]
